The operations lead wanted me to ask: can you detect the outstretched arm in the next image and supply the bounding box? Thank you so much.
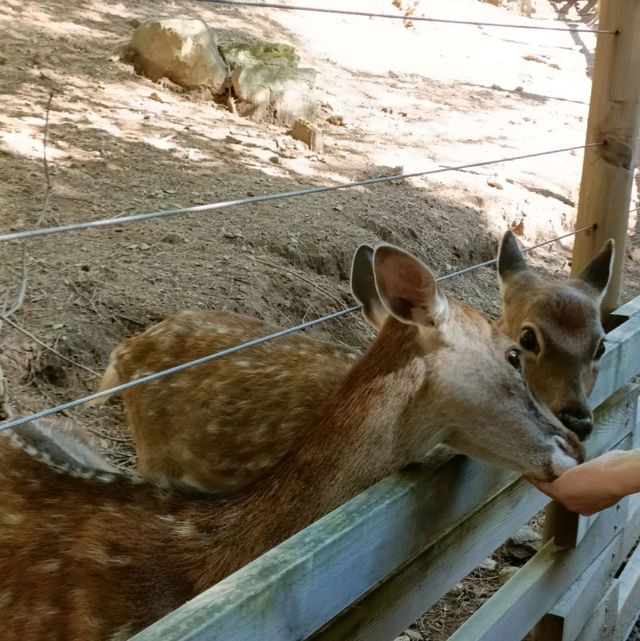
[531,449,640,515]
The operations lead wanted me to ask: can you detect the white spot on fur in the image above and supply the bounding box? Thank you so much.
[38,559,62,573]
[173,522,196,537]
[2,513,24,525]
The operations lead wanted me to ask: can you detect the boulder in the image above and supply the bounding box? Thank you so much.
[232,63,317,126]
[220,42,299,70]
[123,18,228,94]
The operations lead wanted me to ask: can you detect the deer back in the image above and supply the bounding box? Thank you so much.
[99,310,358,493]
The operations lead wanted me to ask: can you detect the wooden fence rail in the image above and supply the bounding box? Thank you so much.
[131,297,640,641]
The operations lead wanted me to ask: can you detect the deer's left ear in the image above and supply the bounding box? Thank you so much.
[497,231,529,287]
[372,244,447,327]
[576,239,615,303]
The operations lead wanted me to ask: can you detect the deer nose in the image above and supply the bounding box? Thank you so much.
[557,406,593,441]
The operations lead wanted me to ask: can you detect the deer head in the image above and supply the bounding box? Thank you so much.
[348,243,583,480]
[496,232,614,440]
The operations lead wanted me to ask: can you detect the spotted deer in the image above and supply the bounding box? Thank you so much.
[0,243,582,641]
[94,232,612,494]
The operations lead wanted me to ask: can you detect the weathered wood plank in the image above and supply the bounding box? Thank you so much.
[590,299,640,409]
[447,505,625,641]
[615,535,640,640]
[130,453,516,641]
[577,581,620,641]
[571,0,640,312]
[534,533,622,641]
[312,476,546,641]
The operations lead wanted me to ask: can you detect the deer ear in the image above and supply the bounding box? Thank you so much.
[497,231,529,290]
[351,244,388,329]
[372,244,447,327]
[576,239,615,302]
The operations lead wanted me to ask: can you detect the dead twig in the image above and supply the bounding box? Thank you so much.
[0,315,100,379]
[5,90,55,318]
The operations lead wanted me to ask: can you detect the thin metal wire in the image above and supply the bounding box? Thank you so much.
[0,225,593,432]
[198,0,614,34]
[0,143,602,243]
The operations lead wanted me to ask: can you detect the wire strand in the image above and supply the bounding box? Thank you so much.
[0,225,593,432]
[0,143,602,243]
[197,0,614,34]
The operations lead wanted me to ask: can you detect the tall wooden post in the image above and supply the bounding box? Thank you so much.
[536,2,640,639]
[571,0,640,314]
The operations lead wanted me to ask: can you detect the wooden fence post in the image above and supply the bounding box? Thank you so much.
[536,2,640,639]
[570,0,640,315]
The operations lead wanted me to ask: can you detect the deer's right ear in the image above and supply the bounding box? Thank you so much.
[351,244,388,329]
[576,239,615,302]
[372,244,447,327]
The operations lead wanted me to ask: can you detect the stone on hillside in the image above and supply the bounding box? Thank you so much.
[290,118,323,152]
[220,42,299,70]
[504,524,542,561]
[232,63,317,126]
[123,18,228,94]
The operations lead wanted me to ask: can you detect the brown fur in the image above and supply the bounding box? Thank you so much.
[0,244,582,640]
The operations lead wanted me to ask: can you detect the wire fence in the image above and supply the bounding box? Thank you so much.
[0,224,596,433]
[0,3,620,434]
[0,143,602,242]
[198,0,613,34]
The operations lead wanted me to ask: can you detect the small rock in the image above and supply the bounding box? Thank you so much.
[290,119,323,152]
[225,134,243,144]
[505,524,542,560]
[393,636,410,641]
[139,242,152,251]
[122,18,228,94]
[479,557,497,571]
[149,91,163,102]
[0,53,6,65]
[160,233,185,244]
[326,114,344,126]
[269,155,280,164]
[333,204,344,212]
[487,179,504,190]
[403,629,424,641]
[499,565,520,585]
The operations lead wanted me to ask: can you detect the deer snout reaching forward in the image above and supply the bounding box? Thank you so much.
[532,425,585,482]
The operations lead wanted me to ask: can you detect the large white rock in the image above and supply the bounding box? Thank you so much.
[232,63,317,126]
[123,19,228,94]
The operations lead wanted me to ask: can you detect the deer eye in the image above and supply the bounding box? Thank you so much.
[519,327,539,353]
[594,340,605,360]
[506,348,522,372]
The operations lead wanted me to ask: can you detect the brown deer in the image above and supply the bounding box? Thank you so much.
[0,244,582,641]
[93,232,612,494]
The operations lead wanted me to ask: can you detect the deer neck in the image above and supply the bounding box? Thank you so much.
[195,321,439,585]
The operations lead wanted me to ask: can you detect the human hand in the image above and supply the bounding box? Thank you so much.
[529,450,640,516]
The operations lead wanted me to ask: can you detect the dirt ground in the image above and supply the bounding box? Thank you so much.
[1,0,639,639]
